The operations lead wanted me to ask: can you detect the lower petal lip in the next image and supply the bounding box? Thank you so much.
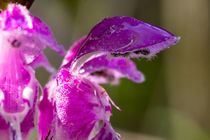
[38,69,120,140]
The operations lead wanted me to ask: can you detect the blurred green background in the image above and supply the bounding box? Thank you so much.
[30,0,210,139]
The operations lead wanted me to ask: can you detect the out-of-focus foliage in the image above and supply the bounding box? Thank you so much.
[62,0,80,17]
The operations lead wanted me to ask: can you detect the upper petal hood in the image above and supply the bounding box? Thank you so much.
[38,16,180,140]
[71,16,179,62]
[63,17,179,72]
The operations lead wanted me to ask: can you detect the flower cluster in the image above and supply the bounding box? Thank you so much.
[0,4,64,140]
[0,4,179,140]
[38,16,179,140]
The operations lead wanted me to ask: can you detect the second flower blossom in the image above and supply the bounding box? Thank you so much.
[38,16,179,140]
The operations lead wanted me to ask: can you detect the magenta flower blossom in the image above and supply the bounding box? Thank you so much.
[38,16,179,140]
[0,4,64,140]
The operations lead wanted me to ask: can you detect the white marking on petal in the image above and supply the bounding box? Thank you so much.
[22,87,34,106]
[0,89,4,102]
[79,69,85,74]
[8,6,13,12]
[0,102,30,122]
[9,117,22,140]
[120,38,134,50]
[71,51,105,74]
[47,79,57,101]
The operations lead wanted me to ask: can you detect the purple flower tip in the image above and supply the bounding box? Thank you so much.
[71,16,179,63]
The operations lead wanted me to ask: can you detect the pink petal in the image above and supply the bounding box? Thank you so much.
[0,35,39,139]
[79,55,144,84]
[28,53,55,73]
[0,4,64,139]
[62,36,87,67]
[38,69,119,140]
[38,86,54,140]
[92,121,121,140]
[0,4,65,64]
[71,16,179,61]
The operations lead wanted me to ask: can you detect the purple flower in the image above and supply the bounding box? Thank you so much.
[0,4,64,140]
[38,16,179,140]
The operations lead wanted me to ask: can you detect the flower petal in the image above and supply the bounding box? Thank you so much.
[0,128,9,140]
[71,16,179,62]
[0,4,65,64]
[62,36,87,67]
[28,53,56,73]
[38,86,54,140]
[0,114,9,136]
[0,47,39,139]
[0,74,38,140]
[55,69,111,139]
[79,55,144,84]
[92,121,121,140]
[31,16,65,55]
[38,69,119,140]
[0,4,64,139]
[20,91,38,139]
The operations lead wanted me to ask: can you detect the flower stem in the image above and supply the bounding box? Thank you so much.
[9,117,22,140]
